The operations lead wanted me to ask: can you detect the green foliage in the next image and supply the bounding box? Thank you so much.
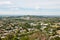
[50,36,60,40]
[54,36,60,40]
[20,36,29,40]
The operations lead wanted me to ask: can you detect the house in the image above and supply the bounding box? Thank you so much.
[30,23,37,26]
[56,30,60,35]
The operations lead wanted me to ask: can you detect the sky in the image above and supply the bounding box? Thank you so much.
[0,0,60,15]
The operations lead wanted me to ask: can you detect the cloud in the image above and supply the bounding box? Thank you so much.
[12,0,60,9]
[0,1,12,5]
[0,0,60,15]
[0,10,60,15]
[0,11,27,15]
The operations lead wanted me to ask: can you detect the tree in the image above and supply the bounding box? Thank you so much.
[20,36,29,40]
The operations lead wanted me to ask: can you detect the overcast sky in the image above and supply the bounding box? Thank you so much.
[0,0,60,15]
